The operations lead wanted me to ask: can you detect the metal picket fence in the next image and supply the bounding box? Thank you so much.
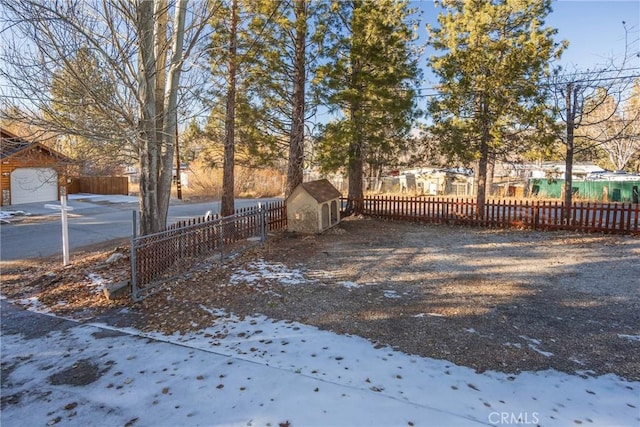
[130,200,286,300]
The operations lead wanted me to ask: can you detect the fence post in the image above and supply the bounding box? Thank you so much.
[130,210,139,301]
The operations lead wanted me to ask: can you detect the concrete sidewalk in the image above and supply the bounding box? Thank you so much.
[3,297,638,427]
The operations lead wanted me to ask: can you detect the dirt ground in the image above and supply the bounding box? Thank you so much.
[2,217,639,382]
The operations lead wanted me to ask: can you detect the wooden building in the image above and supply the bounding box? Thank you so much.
[286,179,342,234]
[1,128,71,206]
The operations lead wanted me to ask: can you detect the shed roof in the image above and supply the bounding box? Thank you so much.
[299,179,342,203]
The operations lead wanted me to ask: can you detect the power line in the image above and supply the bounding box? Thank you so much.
[412,73,640,98]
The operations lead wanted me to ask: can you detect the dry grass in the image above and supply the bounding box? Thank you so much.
[1,240,131,319]
[173,161,285,201]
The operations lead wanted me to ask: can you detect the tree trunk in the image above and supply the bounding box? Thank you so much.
[221,0,238,217]
[154,0,168,152]
[475,94,490,219]
[563,82,575,221]
[346,141,364,215]
[344,45,364,216]
[136,0,187,235]
[486,154,495,197]
[476,140,489,219]
[158,0,187,225]
[345,105,364,215]
[136,0,161,235]
[153,0,168,232]
[285,0,307,197]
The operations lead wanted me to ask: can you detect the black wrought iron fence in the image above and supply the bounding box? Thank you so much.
[130,200,286,300]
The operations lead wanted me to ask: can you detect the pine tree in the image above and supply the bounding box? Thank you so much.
[207,0,321,198]
[314,0,421,213]
[427,0,565,216]
[208,0,287,212]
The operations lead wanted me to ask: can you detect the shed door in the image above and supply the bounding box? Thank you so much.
[10,168,58,205]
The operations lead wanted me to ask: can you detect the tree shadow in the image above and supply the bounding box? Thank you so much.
[271,218,640,381]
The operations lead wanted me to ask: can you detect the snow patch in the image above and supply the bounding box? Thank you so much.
[519,335,554,358]
[0,210,31,223]
[230,259,310,286]
[340,281,361,289]
[16,296,50,313]
[86,273,107,294]
[382,289,401,299]
[2,303,638,426]
[618,334,640,342]
[504,342,522,349]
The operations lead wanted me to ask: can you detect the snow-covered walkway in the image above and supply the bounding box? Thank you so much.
[1,303,638,427]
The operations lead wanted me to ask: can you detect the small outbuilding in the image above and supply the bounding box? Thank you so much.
[1,128,71,206]
[286,179,342,234]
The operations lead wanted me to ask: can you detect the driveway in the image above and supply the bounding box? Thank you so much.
[0,195,280,262]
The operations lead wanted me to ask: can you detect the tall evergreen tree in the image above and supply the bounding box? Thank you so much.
[207,0,321,199]
[315,0,421,213]
[209,0,280,212]
[427,0,565,216]
[222,0,239,216]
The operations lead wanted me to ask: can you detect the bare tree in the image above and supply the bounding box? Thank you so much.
[582,81,640,171]
[0,0,212,234]
[548,24,639,216]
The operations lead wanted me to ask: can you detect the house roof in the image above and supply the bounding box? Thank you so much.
[1,127,71,162]
[299,179,342,203]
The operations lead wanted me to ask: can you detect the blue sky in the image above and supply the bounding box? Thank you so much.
[546,0,640,71]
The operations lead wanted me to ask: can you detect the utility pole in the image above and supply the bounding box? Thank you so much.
[564,82,576,221]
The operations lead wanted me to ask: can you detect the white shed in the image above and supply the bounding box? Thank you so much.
[286,179,342,234]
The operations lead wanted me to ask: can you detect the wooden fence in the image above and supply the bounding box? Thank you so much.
[343,196,640,235]
[67,176,128,195]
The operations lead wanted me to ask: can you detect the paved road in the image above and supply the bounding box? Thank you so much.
[0,197,280,262]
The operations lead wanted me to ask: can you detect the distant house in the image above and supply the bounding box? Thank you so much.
[395,168,474,196]
[286,179,342,234]
[0,128,71,206]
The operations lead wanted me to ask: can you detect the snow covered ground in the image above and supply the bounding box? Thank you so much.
[2,301,638,427]
[0,209,30,223]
